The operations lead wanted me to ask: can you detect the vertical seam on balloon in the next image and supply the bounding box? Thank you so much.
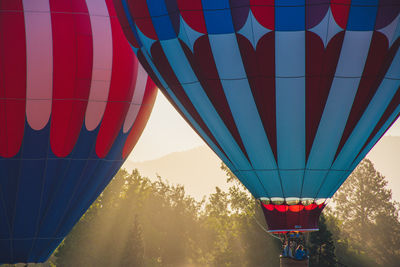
[299,1,309,202]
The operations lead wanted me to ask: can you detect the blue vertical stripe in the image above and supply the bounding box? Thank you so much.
[275,31,306,175]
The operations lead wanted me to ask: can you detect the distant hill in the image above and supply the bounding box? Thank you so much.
[123,136,400,202]
[123,146,228,200]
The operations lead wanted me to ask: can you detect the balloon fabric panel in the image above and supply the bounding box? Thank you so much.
[0,0,157,263]
[114,0,400,231]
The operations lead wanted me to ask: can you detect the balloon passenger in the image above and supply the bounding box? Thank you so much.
[295,245,306,260]
[282,241,290,258]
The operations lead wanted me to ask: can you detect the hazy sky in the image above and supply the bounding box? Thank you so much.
[129,92,400,162]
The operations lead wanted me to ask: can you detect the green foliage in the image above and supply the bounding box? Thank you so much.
[308,214,337,267]
[54,168,280,266]
[330,159,400,266]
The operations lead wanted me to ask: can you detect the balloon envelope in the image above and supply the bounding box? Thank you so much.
[114,0,400,233]
[0,0,156,263]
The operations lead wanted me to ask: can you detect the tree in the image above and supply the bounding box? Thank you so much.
[332,159,400,266]
[207,164,281,267]
[308,213,337,267]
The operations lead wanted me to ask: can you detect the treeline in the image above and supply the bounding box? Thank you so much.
[3,159,399,266]
[54,168,280,267]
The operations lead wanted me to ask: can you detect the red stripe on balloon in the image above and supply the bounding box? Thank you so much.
[96,4,137,158]
[238,32,278,161]
[181,36,251,163]
[306,31,345,160]
[250,0,274,30]
[50,0,93,157]
[334,32,389,161]
[125,0,157,40]
[177,0,207,34]
[0,1,26,157]
[122,78,157,159]
[331,0,351,29]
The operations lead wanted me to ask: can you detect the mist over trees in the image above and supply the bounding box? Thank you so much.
[2,159,399,267]
[54,168,280,267]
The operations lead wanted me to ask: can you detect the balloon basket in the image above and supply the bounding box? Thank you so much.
[280,256,309,267]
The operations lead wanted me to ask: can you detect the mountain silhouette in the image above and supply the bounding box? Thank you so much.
[123,136,400,202]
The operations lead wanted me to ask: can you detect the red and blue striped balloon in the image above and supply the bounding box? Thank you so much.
[114,0,400,233]
[0,0,156,263]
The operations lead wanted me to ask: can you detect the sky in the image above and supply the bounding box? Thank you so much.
[129,92,400,162]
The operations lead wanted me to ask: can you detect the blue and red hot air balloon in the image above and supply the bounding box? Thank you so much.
[0,0,156,263]
[114,0,400,233]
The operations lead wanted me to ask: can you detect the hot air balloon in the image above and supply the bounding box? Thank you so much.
[114,0,400,234]
[0,0,156,263]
